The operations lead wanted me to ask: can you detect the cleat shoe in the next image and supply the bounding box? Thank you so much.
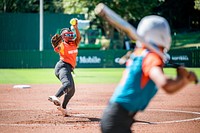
[57,107,68,117]
[48,96,61,106]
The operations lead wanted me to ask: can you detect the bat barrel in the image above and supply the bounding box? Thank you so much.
[94,3,105,15]
[95,3,199,85]
[95,3,138,40]
[95,3,167,61]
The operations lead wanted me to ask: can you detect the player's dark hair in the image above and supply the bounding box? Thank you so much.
[60,28,72,34]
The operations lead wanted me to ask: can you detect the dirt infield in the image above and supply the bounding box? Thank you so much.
[0,84,200,133]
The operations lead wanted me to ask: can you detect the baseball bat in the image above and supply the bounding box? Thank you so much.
[94,3,168,61]
[95,3,199,84]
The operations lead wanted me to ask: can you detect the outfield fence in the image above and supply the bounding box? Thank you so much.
[0,13,199,68]
[0,49,199,68]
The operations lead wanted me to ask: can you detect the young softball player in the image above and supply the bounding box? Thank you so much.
[48,18,81,116]
[100,15,198,133]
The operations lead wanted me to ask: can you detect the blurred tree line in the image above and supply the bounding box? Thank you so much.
[0,0,199,44]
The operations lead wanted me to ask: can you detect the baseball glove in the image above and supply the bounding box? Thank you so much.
[51,34,62,48]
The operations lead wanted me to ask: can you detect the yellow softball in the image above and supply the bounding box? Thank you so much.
[70,18,77,26]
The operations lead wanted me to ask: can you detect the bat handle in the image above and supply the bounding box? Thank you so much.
[171,63,181,68]
[166,59,181,68]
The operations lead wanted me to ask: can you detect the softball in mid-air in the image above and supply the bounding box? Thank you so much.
[70,18,77,25]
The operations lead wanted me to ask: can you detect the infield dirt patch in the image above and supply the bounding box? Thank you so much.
[0,84,200,133]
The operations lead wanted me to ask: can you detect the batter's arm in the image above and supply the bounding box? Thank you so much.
[149,66,197,94]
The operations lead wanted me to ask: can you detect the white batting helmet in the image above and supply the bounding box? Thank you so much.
[136,15,172,51]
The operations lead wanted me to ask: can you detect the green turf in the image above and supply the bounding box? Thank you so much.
[0,68,124,84]
[0,69,57,84]
[164,68,200,77]
[0,68,199,84]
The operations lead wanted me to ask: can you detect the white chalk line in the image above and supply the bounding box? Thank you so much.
[0,108,200,126]
[0,106,105,111]
[0,123,99,127]
[141,109,200,124]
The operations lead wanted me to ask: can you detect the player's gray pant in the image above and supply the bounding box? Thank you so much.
[100,102,136,133]
[54,60,75,109]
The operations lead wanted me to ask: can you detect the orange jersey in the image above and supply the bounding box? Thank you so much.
[57,41,78,68]
[111,48,164,112]
[141,49,163,88]
[122,48,164,88]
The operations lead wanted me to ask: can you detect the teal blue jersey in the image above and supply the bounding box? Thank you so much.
[110,49,163,112]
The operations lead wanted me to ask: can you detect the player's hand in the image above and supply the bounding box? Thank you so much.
[177,67,198,84]
[73,20,78,29]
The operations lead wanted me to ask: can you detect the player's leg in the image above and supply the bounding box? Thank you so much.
[101,102,135,133]
[54,62,74,97]
[48,61,63,106]
[61,78,75,109]
[55,63,75,116]
[49,61,73,106]
[57,79,75,117]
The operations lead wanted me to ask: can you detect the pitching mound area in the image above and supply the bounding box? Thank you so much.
[0,84,200,133]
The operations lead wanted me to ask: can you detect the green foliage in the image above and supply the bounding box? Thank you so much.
[62,0,88,14]
[0,0,199,48]
[0,0,39,13]
[0,0,161,21]
[0,0,63,13]
[194,0,200,10]
[1,0,199,31]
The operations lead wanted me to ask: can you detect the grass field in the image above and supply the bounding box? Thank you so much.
[0,68,199,84]
[0,68,200,132]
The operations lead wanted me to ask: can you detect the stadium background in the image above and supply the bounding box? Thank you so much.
[0,7,200,133]
[0,13,199,68]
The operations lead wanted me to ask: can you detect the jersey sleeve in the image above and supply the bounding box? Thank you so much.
[142,53,164,77]
[54,46,60,53]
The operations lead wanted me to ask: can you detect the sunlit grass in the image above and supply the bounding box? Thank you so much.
[0,68,199,84]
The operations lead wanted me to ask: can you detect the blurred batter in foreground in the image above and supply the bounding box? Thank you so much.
[100,15,198,133]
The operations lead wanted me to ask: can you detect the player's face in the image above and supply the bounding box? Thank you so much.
[61,31,74,42]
